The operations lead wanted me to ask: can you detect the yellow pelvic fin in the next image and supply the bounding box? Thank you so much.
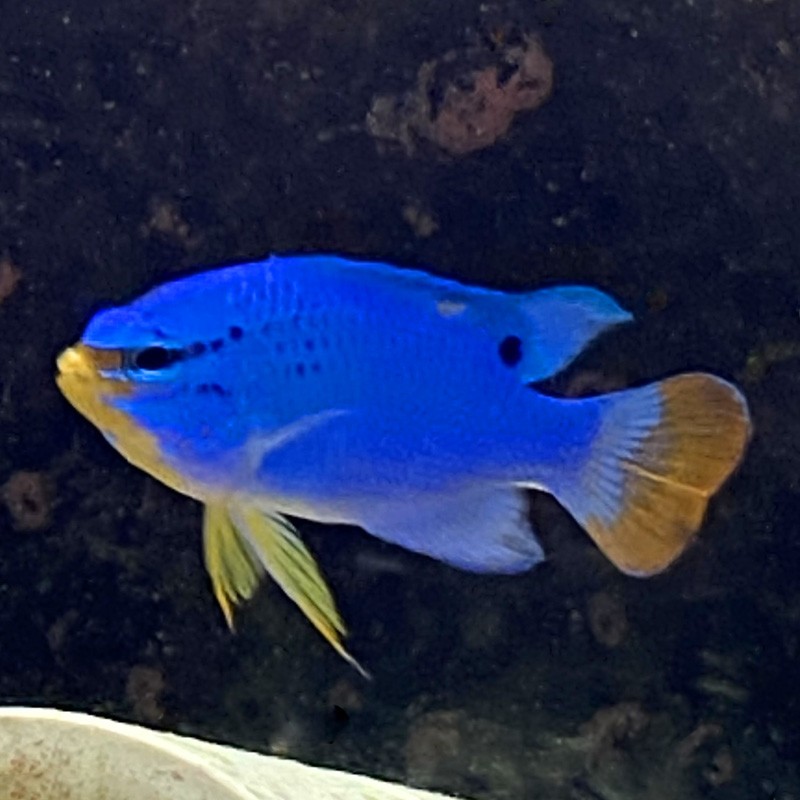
[202,504,264,629]
[203,502,368,677]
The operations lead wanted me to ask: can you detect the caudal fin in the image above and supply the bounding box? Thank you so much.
[555,373,751,576]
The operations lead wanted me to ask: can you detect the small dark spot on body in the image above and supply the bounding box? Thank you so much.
[304,339,315,351]
[229,325,244,340]
[499,335,523,367]
[210,338,225,352]
[311,362,321,373]
[296,363,305,376]
[276,341,286,354]
[196,382,230,397]
[188,342,206,356]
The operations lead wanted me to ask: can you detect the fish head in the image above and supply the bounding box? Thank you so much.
[56,270,260,496]
[55,339,197,495]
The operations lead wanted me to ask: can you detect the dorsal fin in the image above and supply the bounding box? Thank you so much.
[502,286,633,383]
[272,257,632,383]
[267,255,633,383]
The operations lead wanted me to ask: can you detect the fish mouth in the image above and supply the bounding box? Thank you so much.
[57,344,90,381]
[56,343,122,379]
[55,343,130,428]
[56,345,97,402]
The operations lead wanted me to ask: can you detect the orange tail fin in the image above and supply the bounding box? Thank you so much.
[558,373,751,576]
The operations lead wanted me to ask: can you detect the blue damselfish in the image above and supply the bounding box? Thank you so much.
[56,255,751,672]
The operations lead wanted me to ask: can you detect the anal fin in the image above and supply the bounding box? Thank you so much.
[356,486,544,574]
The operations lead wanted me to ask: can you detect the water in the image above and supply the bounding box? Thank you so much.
[0,0,798,798]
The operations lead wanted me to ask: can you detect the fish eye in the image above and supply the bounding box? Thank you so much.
[131,346,177,371]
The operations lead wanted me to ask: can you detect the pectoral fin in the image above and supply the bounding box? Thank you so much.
[203,502,367,677]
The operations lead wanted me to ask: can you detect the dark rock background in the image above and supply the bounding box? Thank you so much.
[0,0,798,797]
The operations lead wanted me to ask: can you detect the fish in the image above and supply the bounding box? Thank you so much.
[56,254,751,673]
